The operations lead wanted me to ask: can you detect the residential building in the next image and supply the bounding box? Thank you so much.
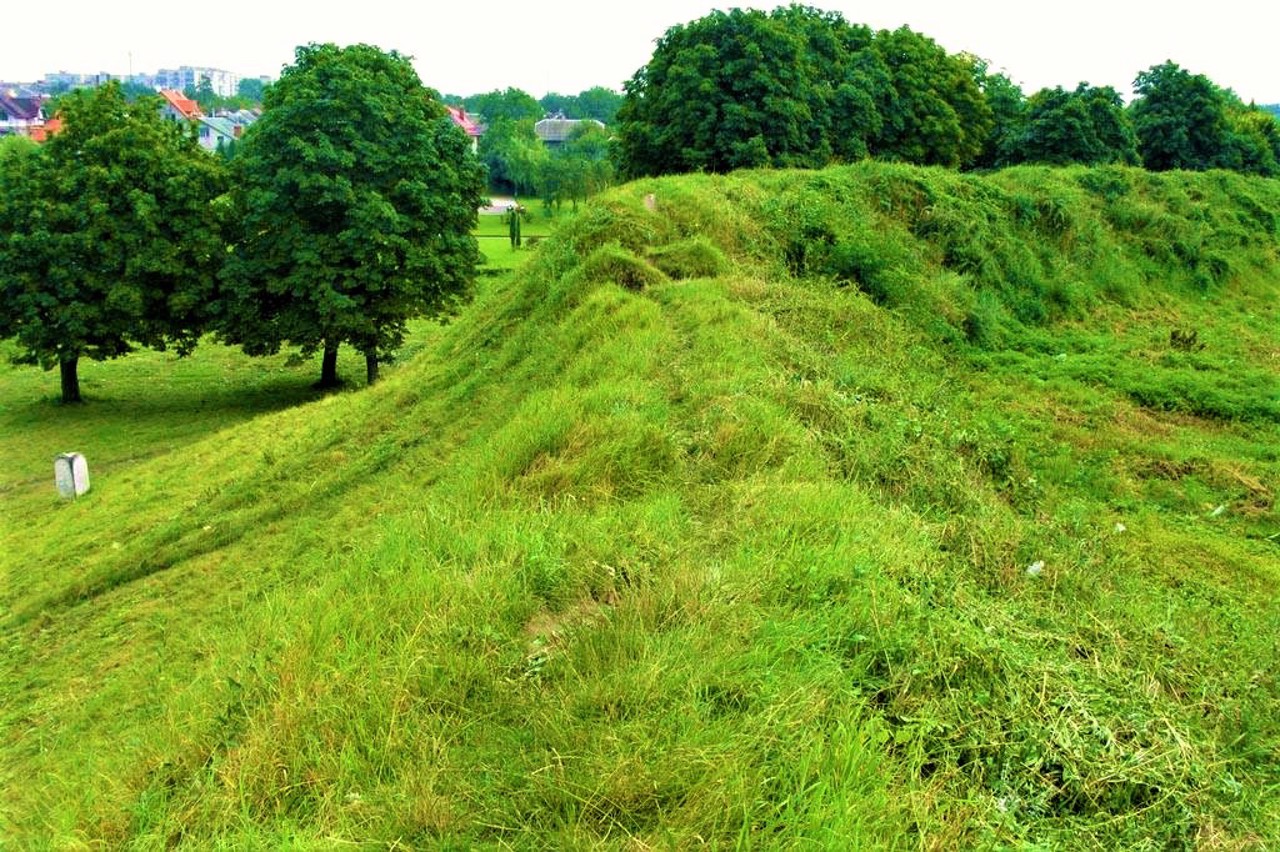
[28,115,63,142]
[196,116,241,152]
[534,113,605,147]
[0,90,46,136]
[159,89,202,122]
[155,66,238,98]
[445,105,482,152]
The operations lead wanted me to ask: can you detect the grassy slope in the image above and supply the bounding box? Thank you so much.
[2,163,1278,849]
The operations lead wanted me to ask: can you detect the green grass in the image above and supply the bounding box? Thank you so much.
[2,163,1278,848]
[475,204,568,272]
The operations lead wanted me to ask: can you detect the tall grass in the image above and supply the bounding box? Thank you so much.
[2,162,1278,848]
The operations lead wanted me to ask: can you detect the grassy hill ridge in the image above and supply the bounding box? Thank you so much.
[2,162,1278,847]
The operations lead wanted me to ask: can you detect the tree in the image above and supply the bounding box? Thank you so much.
[617,7,872,176]
[869,27,992,167]
[120,80,159,102]
[539,92,573,118]
[969,60,1026,169]
[217,43,485,387]
[539,88,624,124]
[1016,84,1138,166]
[479,118,548,195]
[0,83,227,403]
[463,87,542,124]
[237,77,268,104]
[615,8,998,177]
[1221,100,1280,177]
[185,78,219,114]
[539,122,614,210]
[1131,61,1232,171]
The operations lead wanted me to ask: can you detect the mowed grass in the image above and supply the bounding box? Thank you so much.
[475,203,568,272]
[1,163,1278,848]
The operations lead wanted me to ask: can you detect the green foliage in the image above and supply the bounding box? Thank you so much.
[617,8,994,177]
[4,163,1279,849]
[1131,61,1233,171]
[1221,101,1280,177]
[184,78,219,113]
[0,82,227,402]
[869,28,993,167]
[218,43,485,385]
[236,76,268,104]
[0,133,38,162]
[480,117,548,195]
[539,86,624,124]
[539,122,615,210]
[972,66,1027,169]
[463,87,543,124]
[1017,84,1139,166]
[617,6,881,175]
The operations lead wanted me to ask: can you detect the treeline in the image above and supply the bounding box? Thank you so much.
[0,45,484,403]
[441,86,622,205]
[444,86,624,125]
[616,6,1280,178]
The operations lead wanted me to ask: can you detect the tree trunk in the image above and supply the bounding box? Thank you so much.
[366,351,379,385]
[318,341,340,388]
[60,357,82,404]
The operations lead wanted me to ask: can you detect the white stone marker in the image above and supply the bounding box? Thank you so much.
[54,453,90,499]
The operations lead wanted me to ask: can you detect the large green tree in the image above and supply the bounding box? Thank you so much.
[0,83,227,403]
[479,118,548,195]
[1221,100,1280,177]
[217,43,485,387]
[869,27,992,167]
[463,87,543,124]
[1016,84,1138,166]
[617,6,884,176]
[970,60,1027,169]
[538,122,614,210]
[236,77,268,104]
[1130,61,1232,172]
[615,7,996,177]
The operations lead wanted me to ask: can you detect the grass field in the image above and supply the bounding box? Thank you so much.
[2,163,1278,848]
[476,202,567,272]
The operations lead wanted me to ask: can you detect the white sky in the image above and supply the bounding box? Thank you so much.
[6,1,1279,104]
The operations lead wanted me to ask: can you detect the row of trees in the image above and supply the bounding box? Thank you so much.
[480,119,614,207]
[0,44,484,403]
[615,6,1280,178]
[444,86,624,126]
[443,86,622,205]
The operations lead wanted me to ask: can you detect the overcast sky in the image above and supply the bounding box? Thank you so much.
[5,1,1278,104]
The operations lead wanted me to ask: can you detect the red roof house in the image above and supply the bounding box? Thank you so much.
[445,105,481,151]
[28,115,63,142]
[159,89,202,122]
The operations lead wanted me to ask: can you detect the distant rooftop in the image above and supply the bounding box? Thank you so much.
[534,113,605,144]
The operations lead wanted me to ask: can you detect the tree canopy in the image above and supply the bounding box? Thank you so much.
[1131,61,1232,172]
[1129,61,1280,176]
[0,82,227,402]
[615,6,993,177]
[479,118,548,196]
[538,122,615,210]
[1017,84,1138,167]
[217,43,485,387]
[462,87,543,125]
[538,87,624,124]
